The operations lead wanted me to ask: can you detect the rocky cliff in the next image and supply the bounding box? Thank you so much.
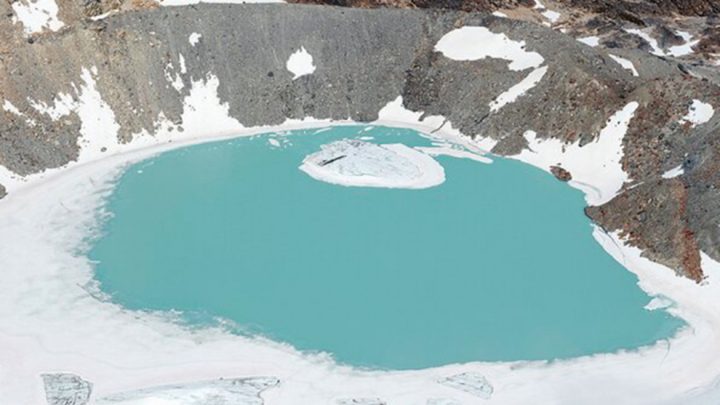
[0,2,717,282]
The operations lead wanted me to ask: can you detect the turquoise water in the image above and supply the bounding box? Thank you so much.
[90,125,682,370]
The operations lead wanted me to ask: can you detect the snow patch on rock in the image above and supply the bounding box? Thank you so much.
[11,0,64,34]
[577,36,600,47]
[3,100,36,127]
[26,67,120,161]
[542,9,561,23]
[680,100,714,127]
[513,102,639,206]
[626,28,698,57]
[609,54,639,76]
[490,65,548,112]
[189,32,202,46]
[286,46,316,79]
[164,62,185,92]
[668,31,700,57]
[376,96,498,153]
[434,26,544,71]
[662,164,684,179]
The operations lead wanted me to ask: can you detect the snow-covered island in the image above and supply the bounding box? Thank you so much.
[299,139,445,189]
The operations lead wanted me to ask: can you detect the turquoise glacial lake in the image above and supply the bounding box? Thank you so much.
[90,125,682,370]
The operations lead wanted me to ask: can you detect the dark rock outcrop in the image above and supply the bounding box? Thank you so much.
[550,165,572,181]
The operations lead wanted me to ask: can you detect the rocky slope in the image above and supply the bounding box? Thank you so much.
[0,1,718,282]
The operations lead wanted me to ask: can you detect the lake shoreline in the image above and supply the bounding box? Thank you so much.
[1,108,719,403]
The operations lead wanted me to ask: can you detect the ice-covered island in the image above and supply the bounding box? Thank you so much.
[299,139,445,189]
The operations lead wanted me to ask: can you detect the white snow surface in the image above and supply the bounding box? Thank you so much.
[626,28,699,57]
[11,0,64,34]
[415,145,493,164]
[2,69,720,405]
[625,28,665,56]
[164,62,185,92]
[24,67,120,162]
[188,32,202,46]
[668,31,700,57]
[577,36,600,47]
[542,10,561,23]
[3,100,37,127]
[680,99,714,127]
[299,139,445,189]
[434,27,544,71]
[286,46,316,79]
[644,296,674,311]
[662,164,684,179]
[89,9,118,21]
[490,65,548,112]
[513,102,639,206]
[609,54,639,76]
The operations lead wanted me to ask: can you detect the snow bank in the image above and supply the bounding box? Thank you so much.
[434,27,544,71]
[625,28,664,56]
[189,32,202,46]
[489,65,548,112]
[662,164,684,179]
[577,36,599,47]
[668,31,699,57]
[96,377,278,404]
[609,54,639,76]
[542,10,561,24]
[299,139,445,189]
[513,102,639,206]
[3,100,37,127]
[415,145,493,164]
[11,0,64,35]
[376,96,499,154]
[24,67,121,162]
[434,27,549,113]
[286,47,316,79]
[626,28,698,58]
[680,99,714,127]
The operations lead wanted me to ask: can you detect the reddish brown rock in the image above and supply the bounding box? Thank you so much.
[550,165,573,182]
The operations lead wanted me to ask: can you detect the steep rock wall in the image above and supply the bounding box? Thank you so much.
[0,4,718,281]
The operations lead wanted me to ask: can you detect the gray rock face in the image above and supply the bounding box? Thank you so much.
[0,3,718,280]
[41,373,93,405]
